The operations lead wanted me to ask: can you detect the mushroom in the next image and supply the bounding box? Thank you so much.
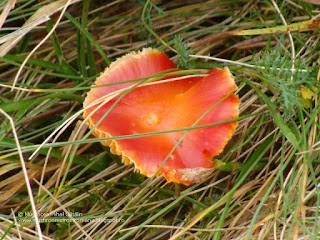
[83,48,240,185]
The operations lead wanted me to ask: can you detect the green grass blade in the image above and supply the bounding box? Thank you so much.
[244,77,300,149]
[64,12,111,66]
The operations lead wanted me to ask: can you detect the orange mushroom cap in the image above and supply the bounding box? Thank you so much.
[83,48,240,185]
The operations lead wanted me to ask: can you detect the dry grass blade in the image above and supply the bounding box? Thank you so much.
[0,0,80,56]
[0,0,16,29]
[301,0,320,5]
[0,108,43,240]
[0,15,49,47]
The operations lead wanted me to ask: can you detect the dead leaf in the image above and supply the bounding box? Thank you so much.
[301,86,315,100]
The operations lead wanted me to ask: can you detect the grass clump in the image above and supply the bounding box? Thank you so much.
[257,37,318,118]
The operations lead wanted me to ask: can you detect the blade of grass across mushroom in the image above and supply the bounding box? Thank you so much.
[83,70,182,132]
[83,47,201,137]
[81,72,201,167]
[85,67,239,185]
[121,68,240,204]
[33,49,240,188]
[23,70,202,93]
[3,111,260,154]
[52,70,188,194]
[27,70,183,160]
[127,91,239,207]
[26,86,242,164]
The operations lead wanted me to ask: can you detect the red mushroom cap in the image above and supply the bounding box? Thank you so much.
[84,48,239,185]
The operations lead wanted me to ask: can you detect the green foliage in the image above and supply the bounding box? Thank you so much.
[257,36,317,118]
[173,36,196,69]
[138,0,165,44]
[55,222,69,239]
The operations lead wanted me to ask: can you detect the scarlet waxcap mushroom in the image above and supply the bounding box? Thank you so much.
[83,48,240,185]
